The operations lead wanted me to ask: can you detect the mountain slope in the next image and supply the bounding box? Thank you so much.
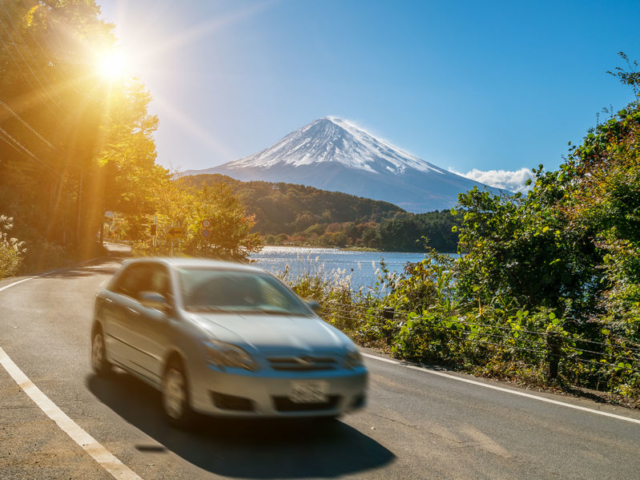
[183,117,502,213]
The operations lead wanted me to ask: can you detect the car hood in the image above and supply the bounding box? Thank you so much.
[191,313,350,355]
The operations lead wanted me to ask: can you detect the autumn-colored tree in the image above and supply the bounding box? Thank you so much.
[0,0,169,269]
[131,181,262,261]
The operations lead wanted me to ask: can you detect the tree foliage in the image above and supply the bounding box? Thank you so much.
[0,0,167,268]
[0,1,261,274]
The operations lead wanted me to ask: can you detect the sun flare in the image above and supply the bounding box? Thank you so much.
[97,51,129,79]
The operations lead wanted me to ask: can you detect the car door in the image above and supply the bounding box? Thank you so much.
[102,263,150,372]
[127,263,174,383]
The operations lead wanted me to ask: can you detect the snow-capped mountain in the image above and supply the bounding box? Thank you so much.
[183,117,502,213]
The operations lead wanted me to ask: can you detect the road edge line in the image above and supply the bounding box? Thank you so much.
[362,352,640,425]
[0,255,141,479]
[0,347,142,480]
[0,255,107,293]
[0,276,37,293]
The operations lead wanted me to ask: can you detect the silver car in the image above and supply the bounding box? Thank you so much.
[91,258,368,426]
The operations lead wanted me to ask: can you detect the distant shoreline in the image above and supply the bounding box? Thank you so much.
[258,245,458,255]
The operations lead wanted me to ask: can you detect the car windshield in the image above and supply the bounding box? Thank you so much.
[178,268,312,316]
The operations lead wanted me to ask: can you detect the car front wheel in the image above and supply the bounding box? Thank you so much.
[162,359,195,428]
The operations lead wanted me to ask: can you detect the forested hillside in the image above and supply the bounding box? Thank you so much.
[179,174,404,232]
[179,174,461,251]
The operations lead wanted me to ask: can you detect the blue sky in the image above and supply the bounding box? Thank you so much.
[99,0,640,190]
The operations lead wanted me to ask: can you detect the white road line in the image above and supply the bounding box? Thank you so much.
[0,256,106,293]
[0,347,142,480]
[362,352,640,425]
[0,275,37,293]
[0,257,141,479]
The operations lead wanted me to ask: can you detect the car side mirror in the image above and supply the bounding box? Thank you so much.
[306,300,321,314]
[139,291,168,312]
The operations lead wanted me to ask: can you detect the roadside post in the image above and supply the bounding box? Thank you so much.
[547,333,563,381]
[167,223,184,256]
[382,307,396,345]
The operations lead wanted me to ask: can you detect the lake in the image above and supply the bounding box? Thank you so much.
[251,246,455,288]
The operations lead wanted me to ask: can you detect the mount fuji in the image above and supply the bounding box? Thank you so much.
[182,117,502,213]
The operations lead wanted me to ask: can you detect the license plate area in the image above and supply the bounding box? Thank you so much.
[289,380,329,403]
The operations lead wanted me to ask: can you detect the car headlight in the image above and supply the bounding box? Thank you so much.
[204,340,258,371]
[344,349,363,369]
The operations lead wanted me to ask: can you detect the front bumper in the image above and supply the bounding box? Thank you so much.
[189,364,368,418]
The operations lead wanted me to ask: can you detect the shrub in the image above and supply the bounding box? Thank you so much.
[0,216,26,279]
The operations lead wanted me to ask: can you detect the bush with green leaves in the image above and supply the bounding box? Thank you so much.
[0,215,26,279]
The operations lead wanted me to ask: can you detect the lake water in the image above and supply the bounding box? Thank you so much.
[251,246,449,288]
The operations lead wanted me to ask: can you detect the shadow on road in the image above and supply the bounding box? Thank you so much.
[87,372,395,479]
[45,266,119,279]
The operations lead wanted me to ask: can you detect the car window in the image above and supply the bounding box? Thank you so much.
[178,268,311,316]
[111,264,148,299]
[111,263,172,303]
[148,264,172,302]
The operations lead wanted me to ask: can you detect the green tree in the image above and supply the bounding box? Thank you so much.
[456,170,603,318]
[0,0,168,264]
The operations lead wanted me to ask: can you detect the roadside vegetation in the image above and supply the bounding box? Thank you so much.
[279,57,640,402]
[0,215,26,278]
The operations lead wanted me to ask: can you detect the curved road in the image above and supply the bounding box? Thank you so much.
[1,248,639,479]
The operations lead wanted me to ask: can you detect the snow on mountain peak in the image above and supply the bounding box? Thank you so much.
[226,117,446,176]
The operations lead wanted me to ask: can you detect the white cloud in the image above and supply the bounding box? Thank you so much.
[450,167,534,193]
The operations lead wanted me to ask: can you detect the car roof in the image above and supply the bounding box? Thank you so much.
[123,257,265,274]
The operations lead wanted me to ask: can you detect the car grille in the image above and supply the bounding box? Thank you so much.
[267,355,337,371]
[211,392,255,412]
[273,395,340,412]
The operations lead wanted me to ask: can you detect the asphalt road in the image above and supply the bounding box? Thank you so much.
[1,247,640,479]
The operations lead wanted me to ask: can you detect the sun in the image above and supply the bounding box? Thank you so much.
[97,51,129,79]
